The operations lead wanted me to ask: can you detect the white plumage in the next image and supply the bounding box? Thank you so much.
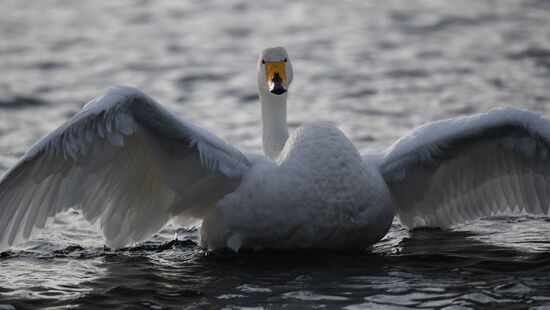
[376,107,550,229]
[0,85,250,250]
[0,47,548,252]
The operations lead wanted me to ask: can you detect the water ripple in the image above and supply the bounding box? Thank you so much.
[0,0,549,308]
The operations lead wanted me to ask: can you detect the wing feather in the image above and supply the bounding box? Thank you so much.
[376,107,550,228]
[0,85,250,251]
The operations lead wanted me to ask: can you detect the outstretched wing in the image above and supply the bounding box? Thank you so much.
[375,107,550,229]
[0,85,251,251]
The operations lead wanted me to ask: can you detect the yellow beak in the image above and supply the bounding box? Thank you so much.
[265,61,287,95]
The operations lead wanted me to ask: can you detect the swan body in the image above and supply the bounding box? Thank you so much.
[201,122,393,251]
[0,46,549,252]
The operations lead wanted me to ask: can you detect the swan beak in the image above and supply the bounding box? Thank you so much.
[265,61,287,95]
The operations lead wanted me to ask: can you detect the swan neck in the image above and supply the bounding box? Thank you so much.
[260,92,289,160]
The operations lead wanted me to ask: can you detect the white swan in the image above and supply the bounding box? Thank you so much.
[1,46,550,252]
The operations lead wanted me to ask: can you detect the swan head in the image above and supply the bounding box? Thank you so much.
[258,47,293,97]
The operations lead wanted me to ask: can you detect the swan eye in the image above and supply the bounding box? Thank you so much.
[262,60,265,65]
[284,58,287,63]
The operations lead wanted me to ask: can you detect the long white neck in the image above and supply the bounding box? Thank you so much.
[260,91,289,160]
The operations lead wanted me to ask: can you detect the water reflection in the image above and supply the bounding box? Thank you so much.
[1,0,549,308]
[1,225,540,308]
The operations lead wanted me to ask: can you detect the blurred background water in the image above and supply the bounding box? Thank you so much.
[0,0,550,308]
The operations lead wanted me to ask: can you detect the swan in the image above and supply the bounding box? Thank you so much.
[1,46,550,252]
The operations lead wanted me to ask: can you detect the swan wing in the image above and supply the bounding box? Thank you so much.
[0,85,250,251]
[376,107,550,228]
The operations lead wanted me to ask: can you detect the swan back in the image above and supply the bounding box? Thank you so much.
[201,121,394,251]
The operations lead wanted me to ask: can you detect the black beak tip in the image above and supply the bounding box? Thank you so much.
[270,86,287,95]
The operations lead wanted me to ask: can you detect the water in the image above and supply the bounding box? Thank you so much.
[0,0,549,308]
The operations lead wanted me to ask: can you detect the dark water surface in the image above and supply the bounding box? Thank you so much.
[1,0,550,308]
[2,219,550,308]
